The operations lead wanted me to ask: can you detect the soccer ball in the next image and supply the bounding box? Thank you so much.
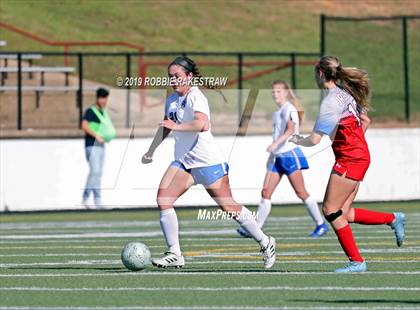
[121,242,151,271]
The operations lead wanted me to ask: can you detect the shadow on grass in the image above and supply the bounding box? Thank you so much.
[4,266,295,273]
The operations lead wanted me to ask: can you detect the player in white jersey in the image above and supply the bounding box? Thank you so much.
[142,56,276,269]
[237,80,328,238]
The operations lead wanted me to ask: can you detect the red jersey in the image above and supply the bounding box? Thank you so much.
[313,87,370,180]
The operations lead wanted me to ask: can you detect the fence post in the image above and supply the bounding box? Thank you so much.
[402,16,410,122]
[17,53,22,130]
[320,14,326,56]
[237,53,243,127]
[290,53,296,89]
[126,53,131,128]
[78,53,83,129]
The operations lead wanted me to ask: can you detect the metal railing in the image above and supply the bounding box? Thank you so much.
[320,14,420,122]
[0,51,320,131]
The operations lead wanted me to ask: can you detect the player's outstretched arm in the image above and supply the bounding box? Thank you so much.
[290,132,322,147]
[142,117,172,164]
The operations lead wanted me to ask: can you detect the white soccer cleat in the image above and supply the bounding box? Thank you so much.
[260,236,276,269]
[151,252,185,269]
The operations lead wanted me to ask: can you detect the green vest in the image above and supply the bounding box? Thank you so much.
[88,105,116,142]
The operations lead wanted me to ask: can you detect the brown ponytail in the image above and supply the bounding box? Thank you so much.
[316,56,370,110]
[272,80,304,124]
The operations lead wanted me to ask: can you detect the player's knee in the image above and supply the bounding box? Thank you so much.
[322,204,330,215]
[295,189,309,201]
[323,208,343,223]
[261,188,272,199]
[156,192,174,209]
[155,195,162,207]
[219,204,233,213]
[89,168,102,177]
[218,198,241,212]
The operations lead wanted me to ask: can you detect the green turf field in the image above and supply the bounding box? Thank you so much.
[0,201,419,310]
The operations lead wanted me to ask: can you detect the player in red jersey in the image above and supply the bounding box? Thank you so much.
[292,55,406,273]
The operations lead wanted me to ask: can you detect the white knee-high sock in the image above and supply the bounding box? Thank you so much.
[236,206,269,248]
[304,196,324,226]
[256,198,272,228]
[159,208,181,256]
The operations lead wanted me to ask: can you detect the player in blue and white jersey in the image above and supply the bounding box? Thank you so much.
[238,80,328,238]
[142,56,276,269]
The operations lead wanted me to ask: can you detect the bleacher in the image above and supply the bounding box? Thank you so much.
[0,40,99,131]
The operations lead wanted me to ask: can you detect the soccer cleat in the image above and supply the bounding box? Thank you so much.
[390,212,406,247]
[260,236,276,269]
[335,260,367,273]
[237,227,252,238]
[151,252,185,268]
[82,198,90,209]
[309,223,329,238]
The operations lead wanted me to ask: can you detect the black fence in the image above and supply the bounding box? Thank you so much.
[320,14,420,122]
[0,51,321,131]
[2,14,418,133]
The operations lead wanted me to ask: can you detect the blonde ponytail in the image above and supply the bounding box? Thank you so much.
[316,55,371,110]
[337,66,370,110]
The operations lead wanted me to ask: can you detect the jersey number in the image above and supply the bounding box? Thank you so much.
[347,103,361,126]
[169,112,178,122]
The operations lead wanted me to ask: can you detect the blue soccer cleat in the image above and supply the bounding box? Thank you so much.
[390,212,406,247]
[309,223,329,238]
[335,260,367,273]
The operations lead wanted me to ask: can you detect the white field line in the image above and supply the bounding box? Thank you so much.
[0,260,123,267]
[1,225,418,232]
[0,215,335,229]
[0,258,419,266]
[1,229,418,240]
[0,236,411,242]
[0,246,128,250]
[186,260,420,264]
[10,260,415,264]
[183,248,420,258]
[2,229,419,240]
[0,307,419,310]
[0,216,321,230]
[0,249,420,268]
[0,271,419,277]
[1,286,419,292]
[1,240,415,250]
[3,212,420,228]
[1,247,418,264]
[0,226,318,232]
[0,254,418,264]
[1,216,418,231]
[0,220,419,232]
[0,230,233,240]
[0,253,121,257]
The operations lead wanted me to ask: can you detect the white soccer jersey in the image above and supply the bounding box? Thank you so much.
[272,101,300,155]
[165,87,225,169]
